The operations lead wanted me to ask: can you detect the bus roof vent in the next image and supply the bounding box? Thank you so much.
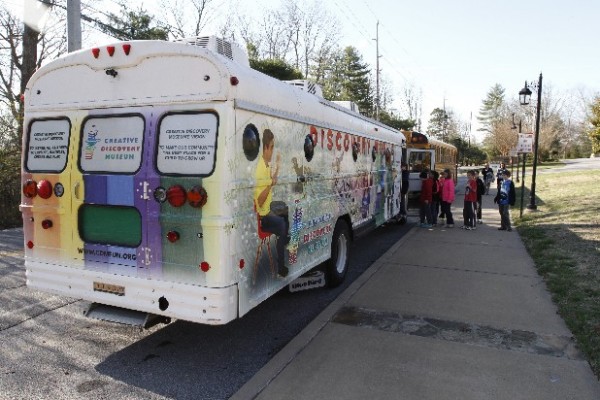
[176,36,249,66]
[285,79,323,98]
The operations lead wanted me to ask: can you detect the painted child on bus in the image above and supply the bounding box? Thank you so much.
[253,128,290,278]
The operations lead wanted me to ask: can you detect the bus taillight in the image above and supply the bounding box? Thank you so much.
[187,186,208,208]
[37,180,53,199]
[23,180,37,198]
[166,185,187,207]
[200,262,210,272]
[41,219,53,229]
[92,48,100,58]
[166,231,180,243]
[122,44,131,55]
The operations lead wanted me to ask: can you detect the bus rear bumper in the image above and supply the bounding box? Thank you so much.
[25,260,238,325]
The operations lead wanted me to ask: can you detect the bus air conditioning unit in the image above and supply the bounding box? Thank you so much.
[176,36,249,66]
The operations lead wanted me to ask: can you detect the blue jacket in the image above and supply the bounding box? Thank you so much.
[495,179,516,206]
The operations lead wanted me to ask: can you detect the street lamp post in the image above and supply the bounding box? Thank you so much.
[519,72,542,210]
[511,114,522,183]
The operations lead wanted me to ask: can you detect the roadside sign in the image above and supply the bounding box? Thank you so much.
[517,133,534,154]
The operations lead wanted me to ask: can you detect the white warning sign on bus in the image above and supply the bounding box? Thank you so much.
[27,119,70,172]
[157,113,218,175]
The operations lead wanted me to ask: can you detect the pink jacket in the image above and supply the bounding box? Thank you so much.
[441,178,455,203]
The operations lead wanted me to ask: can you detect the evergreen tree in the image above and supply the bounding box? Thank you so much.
[427,108,448,139]
[105,6,168,40]
[319,47,373,116]
[340,47,373,117]
[249,58,303,80]
[477,84,506,136]
[588,96,600,155]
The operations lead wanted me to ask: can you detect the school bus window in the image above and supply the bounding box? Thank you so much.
[26,118,70,173]
[79,115,144,174]
[156,112,218,176]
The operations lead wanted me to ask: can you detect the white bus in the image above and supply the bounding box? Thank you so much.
[20,36,406,327]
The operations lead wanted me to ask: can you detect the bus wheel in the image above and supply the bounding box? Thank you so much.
[326,220,351,287]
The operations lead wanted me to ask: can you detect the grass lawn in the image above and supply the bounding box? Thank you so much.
[516,168,600,376]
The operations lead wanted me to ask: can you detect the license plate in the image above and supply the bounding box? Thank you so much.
[93,281,125,296]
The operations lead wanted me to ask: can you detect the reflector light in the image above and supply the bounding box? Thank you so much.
[37,180,53,199]
[41,219,53,229]
[230,76,239,86]
[122,44,131,55]
[54,182,64,197]
[27,241,34,249]
[23,180,37,198]
[187,186,208,208]
[92,48,100,58]
[239,259,245,269]
[107,46,115,56]
[200,262,210,272]
[166,230,180,243]
[166,185,187,207]
[153,187,167,203]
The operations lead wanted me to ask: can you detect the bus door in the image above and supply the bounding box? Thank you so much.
[407,148,435,193]
[390,144,403,217]
[74,112,151,278]
[151,111,218,286]
[22,117,73,265]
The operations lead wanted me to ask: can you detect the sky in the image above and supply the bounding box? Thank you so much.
[11,0,600,142]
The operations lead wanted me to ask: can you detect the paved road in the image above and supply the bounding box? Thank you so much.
[540,157,600,173]
[0,220,412,400]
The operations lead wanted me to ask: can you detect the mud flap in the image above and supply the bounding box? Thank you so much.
[84,303,171,329]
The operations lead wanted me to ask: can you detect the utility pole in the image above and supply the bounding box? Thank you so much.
[67,0,82,52]
[373,21,380,121]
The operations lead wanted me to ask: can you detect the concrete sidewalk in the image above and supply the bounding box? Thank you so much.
[232,182,600,400]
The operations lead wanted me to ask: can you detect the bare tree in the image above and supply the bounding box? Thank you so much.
[159,0,218,38]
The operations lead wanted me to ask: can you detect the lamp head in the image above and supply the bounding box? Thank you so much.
[519,81,532,105]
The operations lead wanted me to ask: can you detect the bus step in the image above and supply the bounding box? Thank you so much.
[84,303,171,329]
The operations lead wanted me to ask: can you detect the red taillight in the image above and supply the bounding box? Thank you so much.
[200,262,210,272]
[107,46,115,56]
[37,180,52,199]
[230,76,239,86]
[239,259,245,269]
[166,230,180,243]
[27,241,34,249]
[187,186,208,208]
[122,44,131,55]
[166,185,187,207]
[41,219,53,229]
[92,48,100,58]
[23,180,37,198]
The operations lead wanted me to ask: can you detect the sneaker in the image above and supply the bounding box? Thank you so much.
[498,227,507,231]
[445,224,454,228]
[421,224,433,228]
[478,220,483,224]
[465,226,473,230]
[460,225,466,229]
[507,228,512,232]
[278,266,289,278]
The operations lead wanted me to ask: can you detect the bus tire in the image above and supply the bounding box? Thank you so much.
[326,219,351,287]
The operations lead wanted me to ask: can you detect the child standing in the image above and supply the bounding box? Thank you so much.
[430,170,441,226]
[440,169,455,228]
[475,170,485,224]
[462,170,478,230]
[419,171,433,228]
[494,170,516,231]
